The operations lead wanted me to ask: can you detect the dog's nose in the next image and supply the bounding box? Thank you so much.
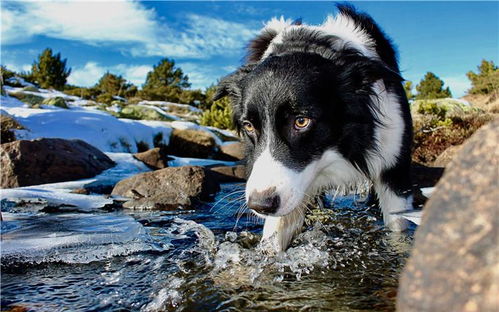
[248,189,280,214]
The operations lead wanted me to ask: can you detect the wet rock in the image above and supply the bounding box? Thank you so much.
[208,165,246,183]
[0,114,24,143]
[219,142,245,161]
[0,138,115,188]
[398,119,499,312]
[111,166,220,210]
[133,147,172,170]
[70,188,89,195]
[42,96,68,109]
[167,128,217,159]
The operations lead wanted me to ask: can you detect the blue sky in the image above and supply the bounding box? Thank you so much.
[2,1,498,97]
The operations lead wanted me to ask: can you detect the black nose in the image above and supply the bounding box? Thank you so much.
[248,190,280,214]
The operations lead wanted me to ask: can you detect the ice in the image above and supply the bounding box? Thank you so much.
[1,212,155,264]
[167,155,237,167]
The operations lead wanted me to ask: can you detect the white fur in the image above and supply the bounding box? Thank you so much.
[261,12,377,60]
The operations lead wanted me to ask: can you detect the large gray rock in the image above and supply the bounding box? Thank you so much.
[111,166,220,210]
[1,138,115,188]
[397,119,499,312]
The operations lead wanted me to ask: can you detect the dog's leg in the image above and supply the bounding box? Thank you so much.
[261,206,305,252]
[374,164,414,231]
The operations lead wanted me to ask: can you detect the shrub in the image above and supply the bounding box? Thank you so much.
[64,86,100,100]
[96,93,114,105]
[200,97,235,130]
[466,60,499,95]
[136,141,150,153]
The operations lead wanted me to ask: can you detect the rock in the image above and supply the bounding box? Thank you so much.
[111,166,220,210]
[0,138,115,188]
[208,165,246,183]
[397,119,499,312]
[120,105,176,121]
[167,128,217,159]
[70,188,89,195]
[133,147,171,170]
[1,114,24,143]
[8,92,44,107]
[432,144,462,167]
[219,142,245,161]
[42,96,68,109]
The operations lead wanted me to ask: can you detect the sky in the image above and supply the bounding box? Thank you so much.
[1,1,498,98]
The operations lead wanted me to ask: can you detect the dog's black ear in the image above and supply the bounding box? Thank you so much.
[213,63,257,101]
[339,57,403,95]
[246,29,279,63]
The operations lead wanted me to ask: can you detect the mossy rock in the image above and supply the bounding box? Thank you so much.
[9,92,45,107]
[22,86,39,92]
[119,105,175,121]
[42,97,68,109]
[411,99,479,119]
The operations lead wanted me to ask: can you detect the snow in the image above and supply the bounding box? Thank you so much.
[4,85,80,101]
[1,96,173,153]
[5,77,35,88]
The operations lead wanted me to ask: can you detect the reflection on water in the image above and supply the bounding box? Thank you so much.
[1,184,413,311]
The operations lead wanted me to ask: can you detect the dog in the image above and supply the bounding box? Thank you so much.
[215,4,414,251]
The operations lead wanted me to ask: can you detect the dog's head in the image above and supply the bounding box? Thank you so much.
[215,33,402,219]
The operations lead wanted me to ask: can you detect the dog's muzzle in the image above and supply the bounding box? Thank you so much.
[247,187,280,215]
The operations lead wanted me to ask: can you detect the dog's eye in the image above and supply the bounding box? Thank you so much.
[242,121,255,133]
[294,117,311,130]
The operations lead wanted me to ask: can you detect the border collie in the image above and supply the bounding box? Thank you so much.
[215,4,414,251]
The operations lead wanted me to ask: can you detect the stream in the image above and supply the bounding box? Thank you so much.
[1,183,414,311]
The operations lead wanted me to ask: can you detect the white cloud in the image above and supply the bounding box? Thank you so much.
[441,74,471,98]
[1,1,158,45]
[2,1,259,59]
[178,62,236,90]
[67,62,152,87]
[4,63,32,73]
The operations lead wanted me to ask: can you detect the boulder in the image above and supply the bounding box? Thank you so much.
[120,105,176,121]
[432,144,462,167]
[0,138,115,188]
[111,166,220,210]
[167,128,217,159]
[208,165,246,183]
[133,147,171,170]
[42,97,68,109]
[219,142,245,161]
[397,119,499,312]
[1,114,24,143]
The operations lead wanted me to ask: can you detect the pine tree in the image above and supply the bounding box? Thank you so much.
[140,58,190,102]
[466,60,499,95]
[415,72,452,100]
[95,72,137,98]
[31,48,71,90]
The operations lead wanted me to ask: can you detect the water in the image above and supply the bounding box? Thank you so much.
[1,183,414,311]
